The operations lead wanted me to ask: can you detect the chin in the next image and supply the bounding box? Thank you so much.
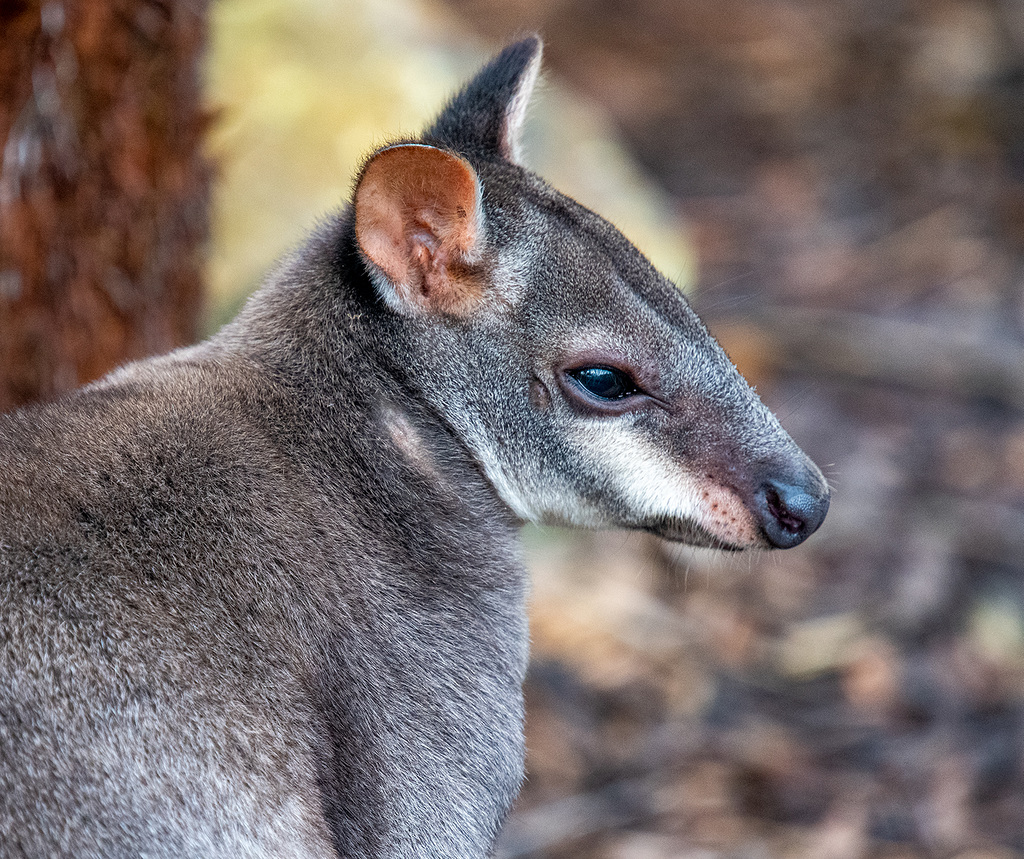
[643,519,754,553]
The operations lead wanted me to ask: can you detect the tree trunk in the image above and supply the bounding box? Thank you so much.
[0,0,209,413]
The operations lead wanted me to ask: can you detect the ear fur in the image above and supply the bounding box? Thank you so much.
[425,35,543,164]
[354,144,486,316]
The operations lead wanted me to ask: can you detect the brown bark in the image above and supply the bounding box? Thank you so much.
[0,0,209,412]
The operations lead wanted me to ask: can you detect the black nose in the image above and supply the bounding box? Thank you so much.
[756,479,830,549]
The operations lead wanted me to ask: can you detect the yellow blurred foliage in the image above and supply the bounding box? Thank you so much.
[203,0,693,328]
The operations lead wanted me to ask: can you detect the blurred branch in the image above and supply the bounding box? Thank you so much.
[733,308,1024,411]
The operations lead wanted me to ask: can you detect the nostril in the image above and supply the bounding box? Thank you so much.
[757,479,829,549]
[765,485,804,534]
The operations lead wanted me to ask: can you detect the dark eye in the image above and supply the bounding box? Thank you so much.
[568,366,640,400]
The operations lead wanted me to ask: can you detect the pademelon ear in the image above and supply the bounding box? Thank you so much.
[354,144,485,316]
[424,35,543,164]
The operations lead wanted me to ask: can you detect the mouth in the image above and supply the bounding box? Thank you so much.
[643,519,748,552]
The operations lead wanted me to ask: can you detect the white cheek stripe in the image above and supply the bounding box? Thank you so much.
[455,415,760,546]
[575,422,761,547]
[579,422,704,526]
[464,428,611,529]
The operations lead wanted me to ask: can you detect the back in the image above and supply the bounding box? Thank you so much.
[0,357,341,856]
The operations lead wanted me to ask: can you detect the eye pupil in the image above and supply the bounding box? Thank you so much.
[570,366,637,400]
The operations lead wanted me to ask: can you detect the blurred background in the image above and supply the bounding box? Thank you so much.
[3,0,1024,856]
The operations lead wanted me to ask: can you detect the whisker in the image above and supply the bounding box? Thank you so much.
[772,383,817,424]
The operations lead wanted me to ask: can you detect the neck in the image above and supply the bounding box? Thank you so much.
[213,215,530,856]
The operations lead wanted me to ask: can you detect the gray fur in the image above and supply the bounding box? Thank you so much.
[0,37,827,857]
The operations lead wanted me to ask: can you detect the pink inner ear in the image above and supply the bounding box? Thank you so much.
[354,145,484,313]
